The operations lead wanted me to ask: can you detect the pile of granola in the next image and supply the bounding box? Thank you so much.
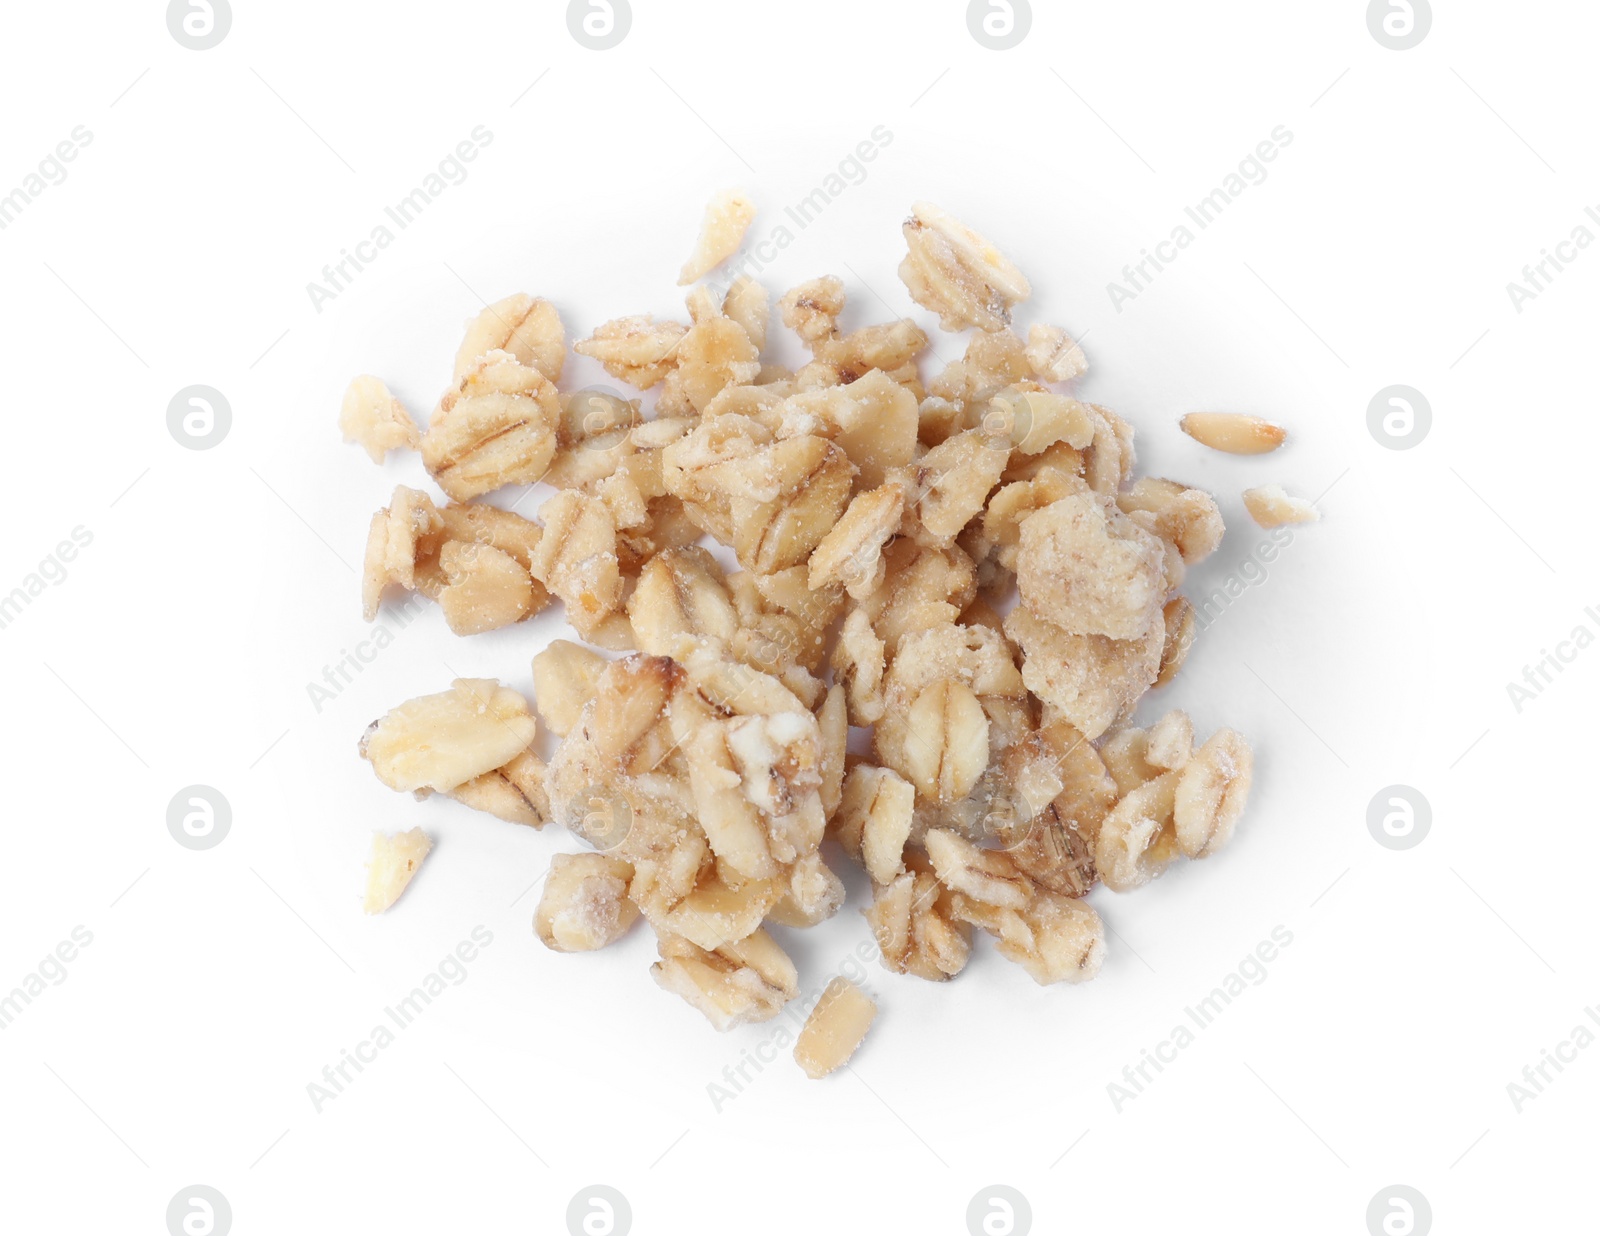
[345,199,1264,1079]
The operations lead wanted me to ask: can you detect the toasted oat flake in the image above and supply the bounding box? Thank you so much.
[723,276,769,352]
[835,764,915,883]
[529,490,623,638]
[1156,598,1197,689]
[1180,412,1286,455]
[1097,772,1181,893]
[903,680,990,803]
[1016,493,1167,640]
[794,978,877,1079]
[453,294,565,384]
[651,929,798,1030]
[422,350,560,500]
[1117,478,1225,565]
[448,750,550,828]
[807,480,906,600]
[360,678,537,793]
[866,862,971,981]
[574,316,688,390]
[998,892,1106,986]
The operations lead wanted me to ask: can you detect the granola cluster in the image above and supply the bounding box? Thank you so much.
[342,198,1266,1077]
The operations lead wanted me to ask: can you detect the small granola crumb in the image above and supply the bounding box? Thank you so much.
[1243,484,1319,527]
[340,375,419,464]
[779,276,846,347]
[363,827,432,914]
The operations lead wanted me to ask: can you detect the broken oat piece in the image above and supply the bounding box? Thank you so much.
[363,827,433,914]
[1174,729,1254,858]
[779,276,846,346]
[651,929,799,1031]
[678,189,757,286]
[1096,772,1181,893]
[722,276,769,352]
[833,763,915,883]
[1242,484,1319,528]
[361,485,443,621]
[447,750,551,828]
[1180,412,1286,455]
[794,978,878,1079]
[436,541,539,635]
[899,201,1031,332]
[531,640,609,738]
[340,375,420,464]
[528,490,623,640]
[807,480,906,600]
[1025,324,1088,383]
[535,852,639,951]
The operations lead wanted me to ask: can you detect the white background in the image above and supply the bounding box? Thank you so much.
[2,1,1595,1233]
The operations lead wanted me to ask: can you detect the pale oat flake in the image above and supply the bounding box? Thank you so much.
[363,827,433,914]
[678,189,757,286]
[1180,412,1287,455]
